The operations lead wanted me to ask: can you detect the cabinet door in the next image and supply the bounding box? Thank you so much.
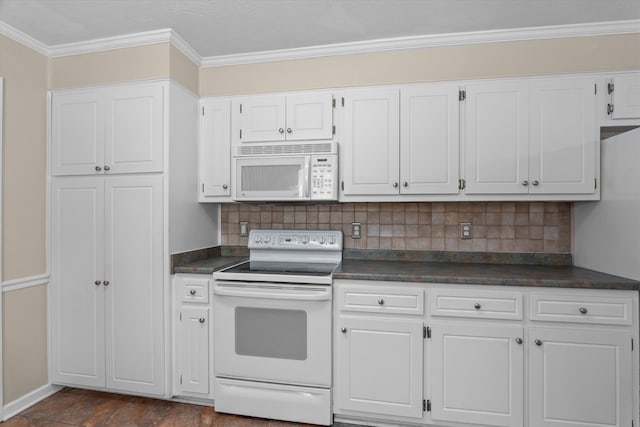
[237,96,286,142]
[336,316,423,419]
[400,85,460,194]
[200,99,231,199]
[465,82,529,194]
[342,88,400,195]
[51,91,105,176]
[177,306,210,395]
[529,77,596,194]
[104,83,164,174]
[430,323,524,427]
[611,73,640,119]
[529,328,632,427]
[286,93,334,140]
[104,175,164,395]
[50,177,105,387]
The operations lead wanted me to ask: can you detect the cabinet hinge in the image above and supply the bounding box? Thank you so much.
[632,338,634,351]
[240,129,242,139]
[458,90,466,101]
[607,103,614,115]
[423,399,431,412]
[179,312,182,321]
[332,98,336,108]
[202,183,204,193]
[240,103,243,114]
[202,106,205,116]
[332,125,336,135]
[608,82,615,94]
[594,178,598,190]
[341,97,345,107]
[458,179,466,190]
[180,374,183,385]
[594,83,597,95]
[424,326,431,339]
[341,181,344,191]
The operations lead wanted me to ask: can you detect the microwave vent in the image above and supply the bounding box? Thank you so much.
[236,142,335,156]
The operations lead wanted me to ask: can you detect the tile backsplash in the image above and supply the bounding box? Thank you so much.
[221,202,571,253]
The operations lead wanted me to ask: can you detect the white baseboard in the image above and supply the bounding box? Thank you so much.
[3,384,62,421]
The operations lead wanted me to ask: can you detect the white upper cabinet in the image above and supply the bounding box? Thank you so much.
[200,99,231,201]
[52,82,165,176]
[400,85,460,194]
[341,88,400,195]
[234,92,333,142]
[529,77,596,194]
[608,72,640,120]
[465,76,597,196]
[464,81,529,194]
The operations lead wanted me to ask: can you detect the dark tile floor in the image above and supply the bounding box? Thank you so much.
[1,388,358,427]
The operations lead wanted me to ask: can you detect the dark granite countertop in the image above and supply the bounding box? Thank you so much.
[173,256,247,274]
[334,259,640,291]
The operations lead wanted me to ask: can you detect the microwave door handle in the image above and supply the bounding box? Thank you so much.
[214,285,330,301]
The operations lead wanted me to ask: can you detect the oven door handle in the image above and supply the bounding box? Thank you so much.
[214,284,331,301]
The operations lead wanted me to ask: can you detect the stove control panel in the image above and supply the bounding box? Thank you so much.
[249,229,343,250]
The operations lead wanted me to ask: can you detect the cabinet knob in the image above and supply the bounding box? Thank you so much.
[579,307,588,314]
[104,165,110,171]
[535,339,543,346]
[94,280,102,286]
[279,128,284,134]
[341,327,347,333]
[532,180,539,186]
[474,303,481,310]
[222,184,228,190]
[393,182,399,188]
[95,166,102,171]
[287,128,292,134]
[378,298,384,305]
[402,182,408,187]
[199,318,205,324]
[521,180,529,186]
[103,280,110,286]
[515,338,523,345]
[189,289,196,295]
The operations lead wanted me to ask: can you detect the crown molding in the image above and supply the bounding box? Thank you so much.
[169,30,202,66]
[201,19,640,67]
[47,28,174,57]
[0,21,50,56]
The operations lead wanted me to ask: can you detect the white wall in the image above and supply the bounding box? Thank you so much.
[574,127,640,280]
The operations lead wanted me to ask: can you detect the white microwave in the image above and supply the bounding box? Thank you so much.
[233,142,338,202]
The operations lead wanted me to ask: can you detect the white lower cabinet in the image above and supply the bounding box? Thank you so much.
[173,274,214,399]
[529,328,632,427]
[430,323,524,427]
[333,281,638,427]
[50,175,165,395]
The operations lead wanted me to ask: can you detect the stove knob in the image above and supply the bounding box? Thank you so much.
[264,236,271,243]
[320,236,326,244]
[329,236,336,245]
[255,235,262,243]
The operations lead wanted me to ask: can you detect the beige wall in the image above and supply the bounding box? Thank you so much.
[49,42,171,90]
[170,45,199,95]
[0,34,49,404]
[2,285,47,403]
[200,33,640,96]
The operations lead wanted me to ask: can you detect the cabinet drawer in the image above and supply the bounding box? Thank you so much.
[530,294,633,325]
[338,285,424,315]
[176,276,211,304]
[430,289,523,320]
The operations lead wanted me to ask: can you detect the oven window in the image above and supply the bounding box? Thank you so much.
[235,307,307,360]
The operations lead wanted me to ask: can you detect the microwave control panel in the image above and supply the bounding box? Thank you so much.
[310,155,338,200]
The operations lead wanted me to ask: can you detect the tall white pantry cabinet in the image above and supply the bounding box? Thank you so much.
[49,80,217,397]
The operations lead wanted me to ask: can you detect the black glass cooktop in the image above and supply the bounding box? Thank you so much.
[222,260,337,276]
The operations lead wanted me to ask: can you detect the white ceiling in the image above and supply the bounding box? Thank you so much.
[1,0,640,59]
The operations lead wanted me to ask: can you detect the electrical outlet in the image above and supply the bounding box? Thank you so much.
[352,222,362,239]
[460,222,472,239]
[239,221,249,237]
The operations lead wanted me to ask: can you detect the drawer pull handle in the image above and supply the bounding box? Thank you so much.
[199,318,205,323]
[579,307,588,314]
[535,339,543,346]
[103,281,110,286]
[474,303,481,310]
[189,289,197,296]
[94,280,102,286]
[378,298,384,305]
[515,338,523,345]
[341,327,347,333]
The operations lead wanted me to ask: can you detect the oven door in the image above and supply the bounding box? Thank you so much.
[234,155,310,201]
[213,281,332,387]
